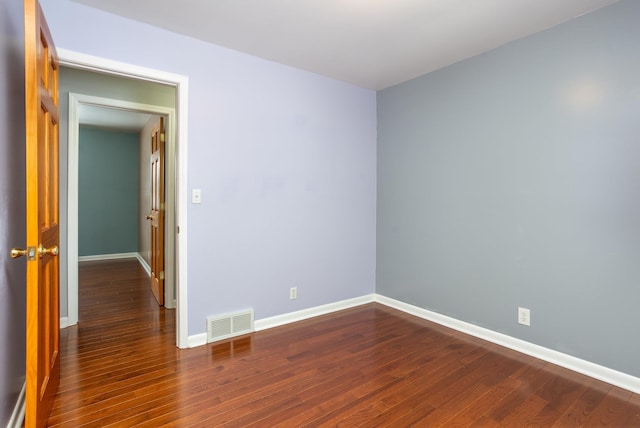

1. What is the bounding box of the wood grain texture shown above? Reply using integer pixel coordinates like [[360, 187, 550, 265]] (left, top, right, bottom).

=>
[[24, 0, 60, 425], [49, 259, 640, 427]]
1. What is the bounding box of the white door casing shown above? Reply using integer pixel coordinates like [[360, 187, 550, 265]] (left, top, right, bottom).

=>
[[60, 49, 189, 348]]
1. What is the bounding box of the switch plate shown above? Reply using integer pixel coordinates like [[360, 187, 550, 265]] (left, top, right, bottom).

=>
[[518, 307, 530, 326], [192, 189, 201, 204], [290, 287, 297, 300]]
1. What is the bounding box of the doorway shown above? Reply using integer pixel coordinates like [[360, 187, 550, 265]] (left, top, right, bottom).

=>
[[59, 50, 189, 348], [74, 101, 171, 298]]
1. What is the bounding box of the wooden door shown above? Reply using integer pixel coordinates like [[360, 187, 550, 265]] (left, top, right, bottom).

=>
[[24, 0, 60, 426], [148, 118, 165, 305]]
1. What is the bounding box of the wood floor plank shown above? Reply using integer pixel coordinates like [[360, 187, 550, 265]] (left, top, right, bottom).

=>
[[580, 386, 640, 427], [551, 379, 609, 427], [48, 259, 640, 427], [442, 377, 522, 426]]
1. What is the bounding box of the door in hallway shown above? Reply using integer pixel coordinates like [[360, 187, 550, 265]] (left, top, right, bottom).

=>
[[148, 117, 165, 305]]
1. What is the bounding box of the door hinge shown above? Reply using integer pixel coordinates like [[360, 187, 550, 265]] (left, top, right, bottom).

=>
[[160, 132, 165, 143], [159, 271, 165, 280], [160, 202, 165, 211]]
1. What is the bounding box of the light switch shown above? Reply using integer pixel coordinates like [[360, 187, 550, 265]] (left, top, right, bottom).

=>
[[192, 189, 202, 204]]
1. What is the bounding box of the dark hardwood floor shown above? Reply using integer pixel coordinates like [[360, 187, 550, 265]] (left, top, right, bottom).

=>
[[49, 259, 640, 427]]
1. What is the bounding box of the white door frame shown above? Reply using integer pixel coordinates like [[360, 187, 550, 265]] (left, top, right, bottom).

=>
[[59, 49, 189, 348], [69, 95, 176, 302]]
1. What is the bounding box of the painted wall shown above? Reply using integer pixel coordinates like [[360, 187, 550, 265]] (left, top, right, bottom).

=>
[[59, 66, 175, 316], [377, 0, 640, 377], [78, 126, 140, 256], [41, 1, 378, 334], [0, 0, 26, 424]]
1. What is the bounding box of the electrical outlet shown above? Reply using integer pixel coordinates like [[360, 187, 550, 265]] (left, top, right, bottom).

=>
[[290, 287, 297, 300], [518, 307, 530, 326]]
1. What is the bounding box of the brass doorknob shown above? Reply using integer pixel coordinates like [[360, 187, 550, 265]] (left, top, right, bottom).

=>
[[11, 248, 28, 258], [11, 247, 37, 260], [38, 245, 58, 258]]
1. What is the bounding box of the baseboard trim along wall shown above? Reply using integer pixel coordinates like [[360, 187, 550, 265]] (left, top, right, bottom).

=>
[[187, 333, 207, 348], [60, 317, 70, 329], [78, 252, 139, 262], [7, 382, 25, 428], [254, 294, 376, 332], [136, 252, 151, 277], [187, 295, 375, 348], [78, 252, 150, 276], [374, 294, 640, 395], [185, 293, 640, 394]]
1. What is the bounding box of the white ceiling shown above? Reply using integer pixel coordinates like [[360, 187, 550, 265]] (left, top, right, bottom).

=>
[[71, 0, 618, 90]]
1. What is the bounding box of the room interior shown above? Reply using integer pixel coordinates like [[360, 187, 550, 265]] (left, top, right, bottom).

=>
[[2, 0, 639, 425]]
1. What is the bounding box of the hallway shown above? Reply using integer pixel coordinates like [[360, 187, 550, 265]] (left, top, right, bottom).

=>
[[50, 259, 177, 426]]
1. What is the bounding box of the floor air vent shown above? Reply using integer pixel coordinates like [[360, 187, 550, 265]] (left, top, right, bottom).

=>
[[207, 310, 254, 343]]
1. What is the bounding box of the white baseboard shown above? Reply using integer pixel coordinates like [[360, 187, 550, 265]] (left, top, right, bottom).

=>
[[184, 292, 640, 395], [187, 295, 375, 348], [375, 294, 640, 395], [136, 253, 151, 277], [60, 316, 70, 329], [78, 252, 139, 262], [254, 294, 376, 331], [7, 382, 25, 428], [187, 333, 207, 348]]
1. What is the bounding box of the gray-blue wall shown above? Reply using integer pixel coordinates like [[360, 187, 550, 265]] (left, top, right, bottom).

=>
[[78, 126, 140, 256], [377, 0, 640, 377], [0, 0, 26, 424]]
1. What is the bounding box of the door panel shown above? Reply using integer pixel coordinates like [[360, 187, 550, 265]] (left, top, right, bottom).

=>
[[149, 118, 165, 305], [24, 0, 60, 426]]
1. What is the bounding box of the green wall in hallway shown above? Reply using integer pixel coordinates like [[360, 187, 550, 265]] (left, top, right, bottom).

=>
[[78, 126, 139, 256]]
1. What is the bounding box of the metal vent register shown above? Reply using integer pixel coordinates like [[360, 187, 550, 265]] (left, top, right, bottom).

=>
[[206, 310, 254, 343]]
